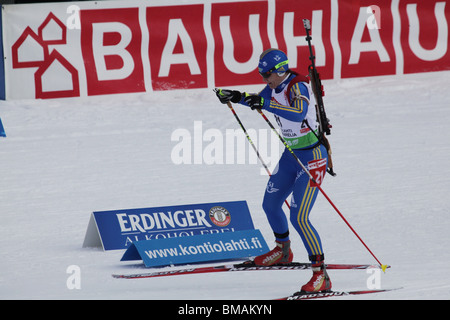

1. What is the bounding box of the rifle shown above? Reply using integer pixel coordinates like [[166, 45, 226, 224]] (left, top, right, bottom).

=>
[[303, 19, 336, 176]]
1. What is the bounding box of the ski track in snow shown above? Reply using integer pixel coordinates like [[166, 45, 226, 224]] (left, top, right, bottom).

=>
[[1, 71, 450, 300]]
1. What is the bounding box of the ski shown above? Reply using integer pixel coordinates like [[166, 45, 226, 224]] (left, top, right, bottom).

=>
[[112, 261, 389, 279], [277, 287, 401, 300]]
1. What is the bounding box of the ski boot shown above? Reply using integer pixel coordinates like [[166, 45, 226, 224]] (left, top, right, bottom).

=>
[[253, 240, 293, 266], [300, 255, 332, 293]]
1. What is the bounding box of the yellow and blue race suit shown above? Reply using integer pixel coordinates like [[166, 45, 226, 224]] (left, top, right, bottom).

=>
[[240, 72, 328, 262]]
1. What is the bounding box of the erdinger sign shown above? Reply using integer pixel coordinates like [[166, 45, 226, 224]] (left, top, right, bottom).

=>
[[82, 200, 255, 251], [2, 0, 450, 99]]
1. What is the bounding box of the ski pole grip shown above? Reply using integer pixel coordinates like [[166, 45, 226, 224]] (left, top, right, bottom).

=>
[[303, 19, 311, 31]]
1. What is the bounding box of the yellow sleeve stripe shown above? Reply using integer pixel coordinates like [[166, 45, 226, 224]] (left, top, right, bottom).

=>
[[268, 99, 303, 113]]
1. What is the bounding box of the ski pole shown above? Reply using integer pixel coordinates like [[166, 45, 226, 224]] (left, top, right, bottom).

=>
[[226, 101, 291, 210], [256, 108, 388, 271]]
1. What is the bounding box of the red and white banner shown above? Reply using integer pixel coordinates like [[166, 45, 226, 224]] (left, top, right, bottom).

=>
[[2, 0, 449, 99]]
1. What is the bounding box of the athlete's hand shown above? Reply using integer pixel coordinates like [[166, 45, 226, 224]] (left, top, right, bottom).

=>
[[214, 88, 242, 104], [244, 94, 265, 110]]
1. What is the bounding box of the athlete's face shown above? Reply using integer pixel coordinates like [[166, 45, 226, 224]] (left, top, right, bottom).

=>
[[263, 72, 288, 89]]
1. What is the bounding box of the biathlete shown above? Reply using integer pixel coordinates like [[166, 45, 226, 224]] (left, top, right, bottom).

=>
[[215, 48, 331, 293]]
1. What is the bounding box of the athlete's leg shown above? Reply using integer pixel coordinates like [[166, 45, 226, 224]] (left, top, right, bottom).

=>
[[289, 145, 332, 292], [262, 149, 297, 242], [254, 150, 298, 266], [289, 145, 327, 260]]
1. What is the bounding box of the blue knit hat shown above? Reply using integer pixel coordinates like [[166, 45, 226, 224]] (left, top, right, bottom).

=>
[[258, 49, 289, 77]]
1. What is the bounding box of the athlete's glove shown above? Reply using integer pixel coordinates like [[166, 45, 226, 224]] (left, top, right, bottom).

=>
[[214, 88, 242, 104], [244, 94, 265, 110]]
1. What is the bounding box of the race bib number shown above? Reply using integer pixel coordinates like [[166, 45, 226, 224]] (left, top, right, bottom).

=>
[[308, 158, 327, 187]]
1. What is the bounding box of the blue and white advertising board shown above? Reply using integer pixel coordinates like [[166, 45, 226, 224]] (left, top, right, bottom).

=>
[[82, 200, 255, 251], [0, 118, 5, 137], [120, 229, 269, 267]]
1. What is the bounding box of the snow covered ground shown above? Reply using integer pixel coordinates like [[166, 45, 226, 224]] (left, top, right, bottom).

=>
[[1, 70, 450, 300]]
